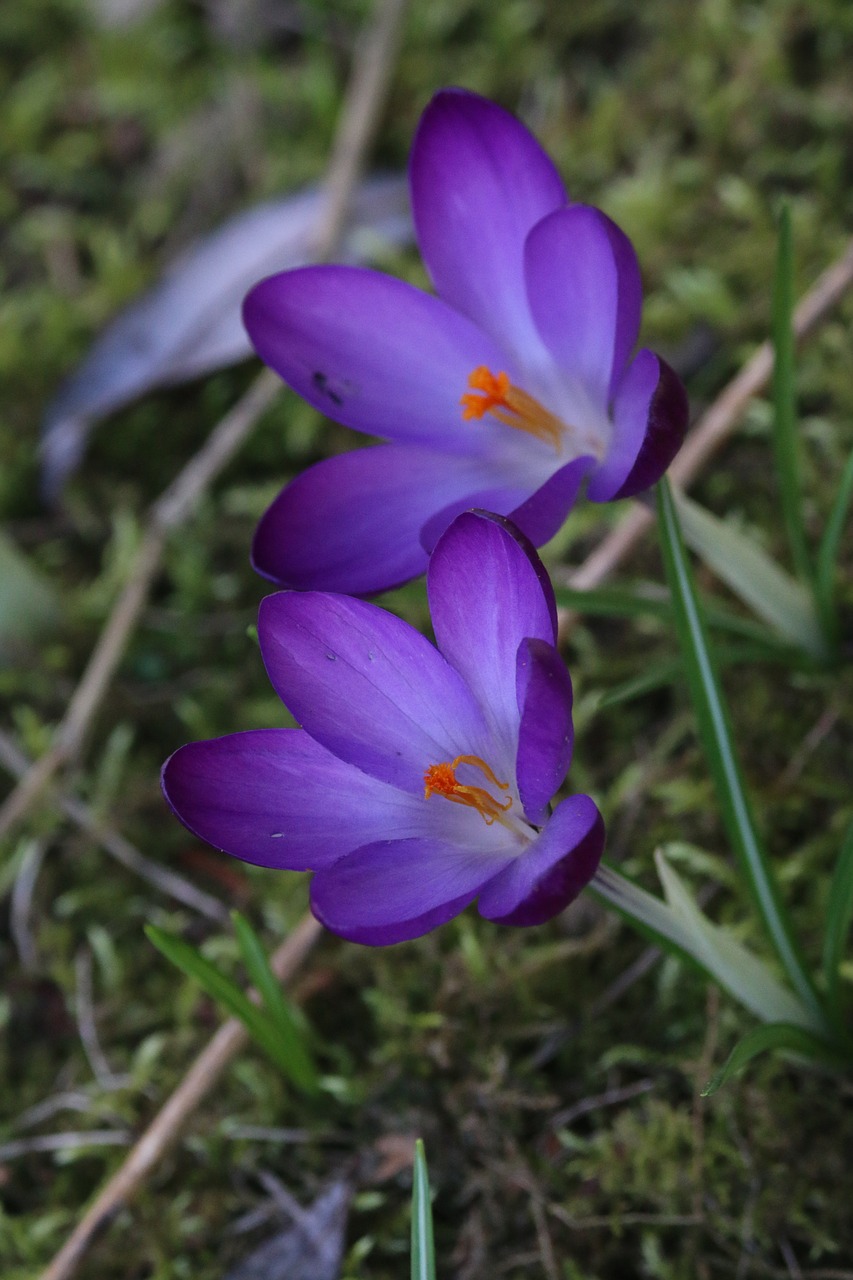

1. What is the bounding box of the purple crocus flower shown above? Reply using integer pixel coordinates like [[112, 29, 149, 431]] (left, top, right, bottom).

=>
[[162, 511, 604, 945], [243, 88, 688, 596]]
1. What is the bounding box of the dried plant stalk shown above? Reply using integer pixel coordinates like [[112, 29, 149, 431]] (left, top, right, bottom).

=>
[[0, 0, 410, 847], [39, 914, 323, 1280], [561, 237, 853, 614], [37, 2, 409, 1277]]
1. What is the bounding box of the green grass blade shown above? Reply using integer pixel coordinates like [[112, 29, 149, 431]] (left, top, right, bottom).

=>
[[702, 1021, 845, 1096], [145, 924, 313, 1088], [771, 203, 813, 585], [411, 1139, 436, 1280], [821, 816, 853, 1023], [598, 637, 809, 710], [555, 580, 806, 652], [0, 531, 61, 663], [656, 479, 825, 1025], [232, 912, 318, 1093], [674, 491, 827, 661], [591, 862, 820, 1031], [596, 660, 682, 709], [553, 583, 672, 621], [815, 447, 853, 645]]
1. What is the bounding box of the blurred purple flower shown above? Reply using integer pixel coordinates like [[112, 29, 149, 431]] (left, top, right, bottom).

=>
[[162, 512, 604, 945], [243, 88, 688, 596]]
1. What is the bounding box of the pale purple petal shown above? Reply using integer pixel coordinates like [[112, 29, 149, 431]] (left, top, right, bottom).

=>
[[427, 512, 557, 770], [310, 837, 513, 944], [587, 350, 688, 502], [416, 449, 594, 557], [524, 205, 642, 403], [478, 794, 605, 926], [252, 445, 521, 595], [258, 592, 490, 794], [161, 730, 472, 870], [507, 455, 594, 545], [411, 88, 567, 359], [418, 483, 536, 556], [515, 638, 574, 826], [243, 265, 511, 451]]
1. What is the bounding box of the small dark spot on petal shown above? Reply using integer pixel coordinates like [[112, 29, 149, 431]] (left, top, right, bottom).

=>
[[312, 371, 344, 407]]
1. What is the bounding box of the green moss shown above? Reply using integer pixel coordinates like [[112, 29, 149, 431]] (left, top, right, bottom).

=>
[[3, 0, 853, 1275]]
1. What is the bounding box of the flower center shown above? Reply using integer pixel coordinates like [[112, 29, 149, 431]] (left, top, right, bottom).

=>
[[460, 366, 565, 452], [423, 753, 513, 826]]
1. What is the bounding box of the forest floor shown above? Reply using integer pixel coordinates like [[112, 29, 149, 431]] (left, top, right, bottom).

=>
[[2, 1, 853, 1276]]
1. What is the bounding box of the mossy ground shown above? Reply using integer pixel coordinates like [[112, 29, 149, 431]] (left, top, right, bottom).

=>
[[2, 1, 853, 1276]]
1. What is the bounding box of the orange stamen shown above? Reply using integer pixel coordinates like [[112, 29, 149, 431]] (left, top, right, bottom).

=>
[[461, 365, 565, 452], [423, 753, 513, 826], [461, 367, 511, 419]]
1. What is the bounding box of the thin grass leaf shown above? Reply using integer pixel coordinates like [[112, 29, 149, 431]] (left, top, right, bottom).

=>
[[597, 638, 806, 711], [596, 660, 681, 709], [655, 852, 816, 1027], [656, 478, 826, 1025], [591, 861, 820, 1032], [555, 581, 807, 653], [232, 912, 318, 1094], [411, 1139, 436, 1280], [821, 816, 853, 1024], [674, 491, 827, 661], [145, 925, 313, 1089], [702, 1021, 845, 1096], [0, 532, 61, 662], [771, 203, 813, 586], [815, 447, 853, 647], [553, 583, 672, 621]]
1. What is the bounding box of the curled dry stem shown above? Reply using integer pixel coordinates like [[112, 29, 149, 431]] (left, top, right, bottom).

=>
[[558, 236, 853, 633]]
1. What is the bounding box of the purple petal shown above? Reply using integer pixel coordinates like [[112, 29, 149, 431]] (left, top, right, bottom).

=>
[[515, 638, 574, 826], [587, 350, 688, 502], [427, 512, 557, 772], [478, 794, 605, 926], [507, 455, 594, 545], [524, 205, 642, 404], [243, 265, 511, 451], [310, 837, 513, 944], [258, 592, 490, 794], [252, 445, 521, 595], [411, 88, 568, 359], [161, 730, 449, 870], [418, 483, 536, 557]]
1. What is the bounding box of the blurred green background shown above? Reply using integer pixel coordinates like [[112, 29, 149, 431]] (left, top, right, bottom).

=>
[[2, 1, 853, 1276]]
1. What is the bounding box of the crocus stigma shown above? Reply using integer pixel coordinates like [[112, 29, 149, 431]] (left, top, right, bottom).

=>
[[243, 88, 689, 595], [162, 511, 605, 945]]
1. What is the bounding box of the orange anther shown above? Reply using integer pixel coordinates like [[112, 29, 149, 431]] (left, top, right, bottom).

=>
[[461, 366, 565, 451], [460, 366, 511, 420], [424, 753, 512, 826]]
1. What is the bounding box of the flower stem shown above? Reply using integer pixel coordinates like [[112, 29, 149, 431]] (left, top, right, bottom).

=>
[[656, 478, 827, 1029]]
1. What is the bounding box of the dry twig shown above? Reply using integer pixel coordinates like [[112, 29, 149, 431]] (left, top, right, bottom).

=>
[[74, 947, 128, 1091], [39, 914, 322, 1280], [559, 236, 853, 620], [29, 41, 853, 1280], [0, 0, 409, 847], [0, 729, 229, 923], [0, 1131, 132, 1162], [10, 837, 47, 971], [0, 367, 280, 842], [38, 2, 407, 1276]]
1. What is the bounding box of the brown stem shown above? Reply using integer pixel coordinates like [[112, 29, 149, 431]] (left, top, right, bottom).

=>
[[36, 2, 409, 1277], [558, 236, 853, 630], [39, 914, 323, 1280], [0, 0, 410, 847]]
